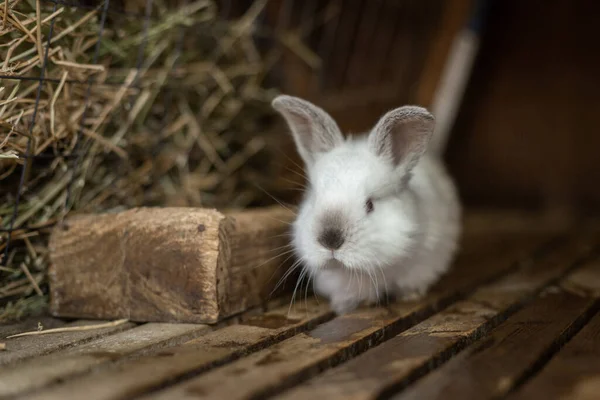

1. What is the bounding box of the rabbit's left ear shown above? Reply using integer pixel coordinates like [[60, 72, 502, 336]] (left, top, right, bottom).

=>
[[272, 95, 344, 168], [368, 106, 435, 175]]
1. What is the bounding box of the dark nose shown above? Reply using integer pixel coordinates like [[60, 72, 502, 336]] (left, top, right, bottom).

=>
[[318, 229, 345, 250]]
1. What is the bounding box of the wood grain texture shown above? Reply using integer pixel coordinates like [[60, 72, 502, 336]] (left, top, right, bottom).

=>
[[0, 316, 66, 341], [391, 286, 600, 399], [48, 206, 294, 324], [0, 322, 209, 398], [18, 228, 549, 400], [264, 0, 456, 191], [273, 234, 597, 400], [5, 215, 593, 400], [415, 0, 472, 107], [135, 234, 553, 400], [510, 313, 600, 400], [20, 300, 333, 400], [508, 262, 600, 400], [0, 319, 136, 366]]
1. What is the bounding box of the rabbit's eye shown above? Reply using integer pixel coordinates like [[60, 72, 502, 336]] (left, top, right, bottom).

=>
[[365, 198, 374, 214]]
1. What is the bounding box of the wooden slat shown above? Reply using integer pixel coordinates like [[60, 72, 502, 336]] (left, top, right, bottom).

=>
[[0, 319, 136, 366], [124, 234, 555, 400], [367, 0, 404, 83], [327, 0, 365, 90], [18, 300, 333, 400], [507, 263, 600, 400], [414, 0, 472, 107], [508, 313, 600, 400], [0, 322, 209, 398], [343, 0, 383, 86], [16, 231, 547, 399], [560, 257, 600, 299], [388, 269, 600, 399], [0, 316, 66, 340], [273, 233, 597, 400]]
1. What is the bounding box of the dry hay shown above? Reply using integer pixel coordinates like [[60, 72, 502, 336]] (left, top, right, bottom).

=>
[[0, 0, 317, 321]]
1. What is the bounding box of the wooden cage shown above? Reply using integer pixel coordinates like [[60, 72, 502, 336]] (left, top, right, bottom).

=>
[[2, 1, 600, 399]]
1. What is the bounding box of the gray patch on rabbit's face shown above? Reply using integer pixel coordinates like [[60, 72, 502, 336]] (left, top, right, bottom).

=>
[[319, 208, 345, 231], [316, 208, 347, 251]]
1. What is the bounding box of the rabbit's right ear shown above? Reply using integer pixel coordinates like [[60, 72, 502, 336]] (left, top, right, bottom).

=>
[[272, 95, 344, 167], [368, 106, 434, 178]]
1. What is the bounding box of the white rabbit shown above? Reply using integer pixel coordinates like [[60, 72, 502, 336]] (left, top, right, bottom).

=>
[[272, 95, 461, 315]]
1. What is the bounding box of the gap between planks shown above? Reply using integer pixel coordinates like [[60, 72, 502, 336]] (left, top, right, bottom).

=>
[[0, 319, 138, 366], [267, 234, 600, 400], [18, 231, 562, 400], [0, 293, 325, 399], [133, 231, 600, 400], [506, 263, 600, 400], [507, 313, 600, 400], [387, 262, 600, 400], [0, 322, 211, 398], [8, 300, 334, 400]]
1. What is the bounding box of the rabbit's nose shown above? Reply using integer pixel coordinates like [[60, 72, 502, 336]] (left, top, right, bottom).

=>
[[318, 229, 345, 250]]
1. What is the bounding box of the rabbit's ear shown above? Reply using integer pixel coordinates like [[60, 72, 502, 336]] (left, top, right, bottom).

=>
[[368, 106, 434, 175], [272, 95, 344, 167]]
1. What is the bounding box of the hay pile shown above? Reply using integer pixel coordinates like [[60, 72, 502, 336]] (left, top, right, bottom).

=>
[[0, 0, 309, 321]]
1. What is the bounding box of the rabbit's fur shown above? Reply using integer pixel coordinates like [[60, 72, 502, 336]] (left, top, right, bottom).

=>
[[272, 95, 461, 314]]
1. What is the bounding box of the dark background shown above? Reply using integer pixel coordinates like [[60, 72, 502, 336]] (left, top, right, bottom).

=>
[[261, 0, 600, 219], [447, 0, 600, 216]]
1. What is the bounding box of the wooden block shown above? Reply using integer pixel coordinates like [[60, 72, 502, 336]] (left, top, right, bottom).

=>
[[48, 206, 295, 324]]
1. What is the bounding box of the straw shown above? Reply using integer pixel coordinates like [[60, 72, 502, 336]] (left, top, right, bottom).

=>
[[0, 0, 319, 321]]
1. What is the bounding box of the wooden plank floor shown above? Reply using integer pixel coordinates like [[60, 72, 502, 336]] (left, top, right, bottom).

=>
[[1, 214, 599, 400]]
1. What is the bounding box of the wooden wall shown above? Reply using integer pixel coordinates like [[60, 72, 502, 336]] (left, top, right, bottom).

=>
[[243, 0, 600, 216], [259, 0, 472, 204], [446, 0, 600, 216]]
